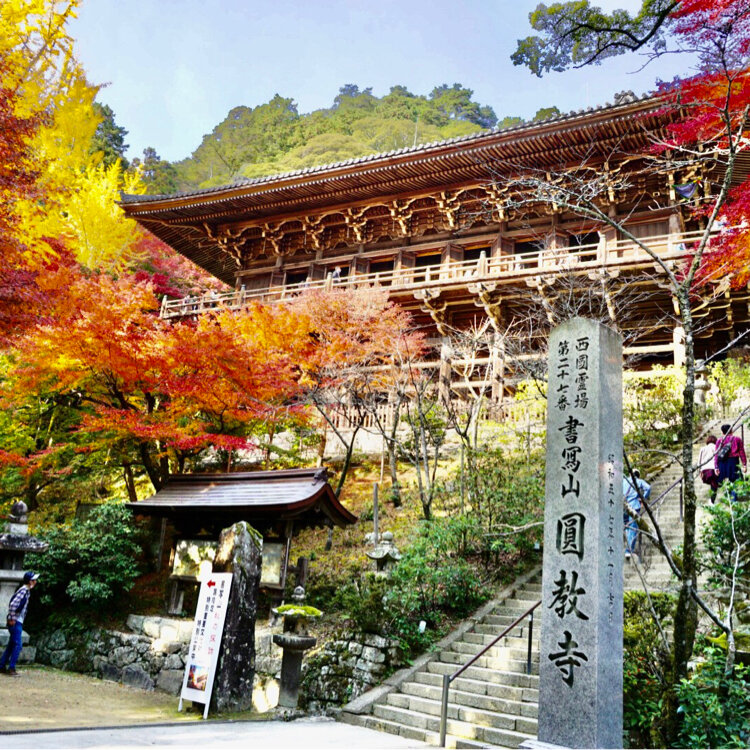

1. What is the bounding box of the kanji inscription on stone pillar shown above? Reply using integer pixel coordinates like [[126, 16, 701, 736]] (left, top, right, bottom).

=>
[[537, 317, 623, 749]]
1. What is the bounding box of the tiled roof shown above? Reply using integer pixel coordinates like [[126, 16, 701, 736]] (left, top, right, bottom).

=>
[[120, 91, 657, 206], [127, 467, 357, 528]]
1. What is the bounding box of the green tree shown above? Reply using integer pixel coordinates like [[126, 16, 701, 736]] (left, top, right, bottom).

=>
[[533, 105, 561, 120], [512, 0, 678, 76], [90, 102, 129, 169], [429, 83, 497, 128], [132, 147, 178, 195], [171, 84, 501, 188]]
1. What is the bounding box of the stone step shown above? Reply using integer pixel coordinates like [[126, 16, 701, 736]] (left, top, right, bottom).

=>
[[447, 640, 541, 665], [439, 649, 539, 673], [482, 614, 535, 630], [474, 623, 529, 639], [341, 712, 429, 744], [427, 659, 539, 688], [397, 680, 539, 718], [500, 596, 541, 609], [385, 692, 538, 735], [479, 724, 537, 748], [463, 632, 538, 648], [414, 670, 539, 704], [373, 703, 535, 747], [487, 604, 540, 617]]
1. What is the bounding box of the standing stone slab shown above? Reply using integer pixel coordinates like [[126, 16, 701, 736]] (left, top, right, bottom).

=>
[[210, 521, 263, 713], [538, 318, 623, 749]]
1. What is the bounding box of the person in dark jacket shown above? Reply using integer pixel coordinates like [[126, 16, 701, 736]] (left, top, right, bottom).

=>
[[1, 571, 39, 676], [715, 424, 747, 483]]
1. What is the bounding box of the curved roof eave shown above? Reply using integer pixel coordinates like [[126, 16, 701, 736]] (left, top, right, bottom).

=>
[[120, 93, 664, 213], [126, 469, 358, 528]]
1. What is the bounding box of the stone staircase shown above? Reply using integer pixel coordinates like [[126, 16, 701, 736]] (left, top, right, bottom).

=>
[[624, 420, 723, 594], [339, 426, 727, 748], [339, 569, 542, 748]]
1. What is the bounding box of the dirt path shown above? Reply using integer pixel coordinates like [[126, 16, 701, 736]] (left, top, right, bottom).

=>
[[0, 666, 196, 732]]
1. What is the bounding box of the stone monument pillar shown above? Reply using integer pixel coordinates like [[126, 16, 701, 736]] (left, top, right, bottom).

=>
[[536, 318, 623, 749], [210, 521, 262, 713]]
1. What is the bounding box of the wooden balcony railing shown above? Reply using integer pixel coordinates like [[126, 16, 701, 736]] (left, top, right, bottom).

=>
[[160, 229, 718, 319]]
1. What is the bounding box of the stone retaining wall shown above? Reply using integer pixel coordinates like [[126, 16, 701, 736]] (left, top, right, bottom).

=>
[[34, 618, 399, 714], [34, 615, 283, 710], [301, 631, 402, 713]]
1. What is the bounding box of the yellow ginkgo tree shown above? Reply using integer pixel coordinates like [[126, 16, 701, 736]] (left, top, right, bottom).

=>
[[3, 0, 145, 271]]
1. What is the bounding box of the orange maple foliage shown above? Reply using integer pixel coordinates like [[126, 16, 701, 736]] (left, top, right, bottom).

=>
[[6, 265, 316, 491], [290, 286, 424, 399]]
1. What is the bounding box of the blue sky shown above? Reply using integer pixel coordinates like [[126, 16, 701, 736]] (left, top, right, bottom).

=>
[[70, 1, 690, 163]]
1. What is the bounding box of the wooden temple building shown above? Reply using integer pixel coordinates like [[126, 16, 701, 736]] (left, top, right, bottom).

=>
[[121, 92, 750, 413]]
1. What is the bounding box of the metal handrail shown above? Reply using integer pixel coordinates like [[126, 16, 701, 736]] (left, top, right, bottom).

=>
[[438, 599, 540, 747]]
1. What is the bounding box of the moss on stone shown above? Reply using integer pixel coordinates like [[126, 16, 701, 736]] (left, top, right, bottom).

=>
[[274, 604, 322, 617]]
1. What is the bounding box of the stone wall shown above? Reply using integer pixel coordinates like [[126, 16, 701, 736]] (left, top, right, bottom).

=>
[[34, 615, 283, 710], [34, 618, 399, 714], [301, 630, 402, 713]]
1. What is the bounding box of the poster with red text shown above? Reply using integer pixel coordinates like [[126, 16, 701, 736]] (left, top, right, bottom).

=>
[[178, 572, 232, 718]]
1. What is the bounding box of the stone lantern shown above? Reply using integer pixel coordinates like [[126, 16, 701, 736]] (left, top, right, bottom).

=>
[[366, 531, 401, 576], [0, 501, 48, 659], [694, 358, 711, 408], [272, 586, 320, 709]]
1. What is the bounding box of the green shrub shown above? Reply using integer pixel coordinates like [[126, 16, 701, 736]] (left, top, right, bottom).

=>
[[331, 574, 390, 635], [461, 446, 544, 561], [324, 519, 489, 655], [26, 502, 143, 616], [623, 368, 697, 476], [623, 591, 673, 748], [676, 647, 750, 749], [707, 357, 750, 417], [701, 488, 750, 591], [390, 518, 486, 622]]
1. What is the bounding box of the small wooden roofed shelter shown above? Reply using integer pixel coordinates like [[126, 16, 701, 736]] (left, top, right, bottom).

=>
[[127, 467, 356, 596]]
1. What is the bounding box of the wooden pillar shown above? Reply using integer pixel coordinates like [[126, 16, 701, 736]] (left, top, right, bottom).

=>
[[438, 338, 452, 404], [673, 325, 686, 368], [490, 335, 505, 416]]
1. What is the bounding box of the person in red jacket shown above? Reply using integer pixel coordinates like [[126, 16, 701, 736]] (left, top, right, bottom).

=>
[[715, 424, 747, 499]]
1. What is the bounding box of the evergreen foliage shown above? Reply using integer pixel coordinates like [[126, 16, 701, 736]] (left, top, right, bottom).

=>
[[165, 84, 523, 192], [90, 103, 129, 170], [26, 502, 143, 613]]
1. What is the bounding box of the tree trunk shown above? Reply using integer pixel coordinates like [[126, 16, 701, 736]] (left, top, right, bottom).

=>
[[387, 403, 402, 507], [139, 443, 163, 491], [334, 424, 361, 498], [123, 463, 138, 503], [665, 297, 699, 744]]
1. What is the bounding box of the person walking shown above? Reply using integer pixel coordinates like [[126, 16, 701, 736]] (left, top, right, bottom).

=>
[[715, 423, 747, 495], [698, 434, 720, 503], [1, 571, 39, 676], [623, 469, 650, 558]]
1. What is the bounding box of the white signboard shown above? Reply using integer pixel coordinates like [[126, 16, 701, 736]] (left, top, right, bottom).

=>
[[178, 572, 232, 719]]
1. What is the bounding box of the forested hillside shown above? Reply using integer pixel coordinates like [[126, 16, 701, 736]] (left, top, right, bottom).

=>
[[129, 84, 559, 195]]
